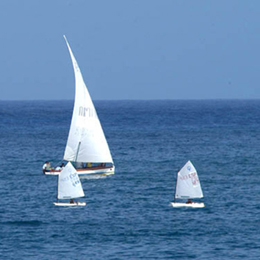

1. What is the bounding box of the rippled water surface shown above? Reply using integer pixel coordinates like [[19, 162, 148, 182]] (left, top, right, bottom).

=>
[[0, 100, 259, 259]]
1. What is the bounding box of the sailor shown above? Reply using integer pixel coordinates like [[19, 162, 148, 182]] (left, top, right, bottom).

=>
[[55, 163, 65, 171], [186, 199, 193, 204], [42, 161, 52, 173], [70, 199, 75, 204]]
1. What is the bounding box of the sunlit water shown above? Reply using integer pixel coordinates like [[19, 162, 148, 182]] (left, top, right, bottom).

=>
[[0, 100, 259, 259]]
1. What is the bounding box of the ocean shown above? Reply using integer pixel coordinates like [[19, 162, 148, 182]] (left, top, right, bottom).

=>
[[0, 100, 259, 259]]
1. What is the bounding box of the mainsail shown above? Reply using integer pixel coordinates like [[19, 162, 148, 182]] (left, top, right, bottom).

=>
[[57, 162, 85, 200], [63, 36, 113, 163], [175, 161, 203, 199]]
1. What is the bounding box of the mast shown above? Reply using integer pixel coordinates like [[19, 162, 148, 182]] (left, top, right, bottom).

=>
[[75, 142, 81, 162], [56, 174, 59, 202], [174, 170, 179, 203]]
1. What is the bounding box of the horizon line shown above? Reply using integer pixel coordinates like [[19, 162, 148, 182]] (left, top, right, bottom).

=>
[[1, 98, 260, 102]]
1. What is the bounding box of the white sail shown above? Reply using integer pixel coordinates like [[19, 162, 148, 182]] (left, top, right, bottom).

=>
[[63, 36, 113, 163], [57, 162, 85, 200], [175, 161, 203, 199]]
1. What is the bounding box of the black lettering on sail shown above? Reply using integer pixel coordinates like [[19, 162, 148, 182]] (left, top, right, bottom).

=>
[[79, 106, 86, 117], [78, 106, 97, 118]]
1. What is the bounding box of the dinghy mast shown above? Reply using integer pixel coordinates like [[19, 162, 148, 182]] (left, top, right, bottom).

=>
[[174, 169, 179, 203], [56, 172, 59, 202]]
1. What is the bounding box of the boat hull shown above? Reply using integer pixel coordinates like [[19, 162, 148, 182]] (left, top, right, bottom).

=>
[[54, 202, 86, 207], [171, 202, 205, 208], [45, 166, 115, 176]]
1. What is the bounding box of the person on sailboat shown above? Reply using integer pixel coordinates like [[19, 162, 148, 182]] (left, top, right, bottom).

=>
[[42, 161, 52, 173], [70, 199, 78, 204], [55, 163, 65, 171], [186, 199, 193, 204]]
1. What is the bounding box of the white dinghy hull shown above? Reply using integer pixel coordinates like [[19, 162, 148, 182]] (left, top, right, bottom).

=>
[[54, 202, 86, 207], [171, 202, 205, 208], [45, 166, 115, 176]]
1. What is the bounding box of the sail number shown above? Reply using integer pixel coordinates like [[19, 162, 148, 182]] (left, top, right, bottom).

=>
[[79, 106, 97, 118], [60, 172, 80, 187], [180, 172, 199, 185]]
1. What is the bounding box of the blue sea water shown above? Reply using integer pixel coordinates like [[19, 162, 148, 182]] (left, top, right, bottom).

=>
[[0, 100, 259, 259]]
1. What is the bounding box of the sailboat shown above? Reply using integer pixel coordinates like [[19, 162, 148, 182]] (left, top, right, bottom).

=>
[[45, 36, 114, 176], [54, 162, 86, 206], [171, 161, 205, 208]]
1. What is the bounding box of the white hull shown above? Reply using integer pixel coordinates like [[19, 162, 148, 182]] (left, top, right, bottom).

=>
[[45, 166, 115, 176], [54, 202, 86, 207], [171, 202, 205, 208]]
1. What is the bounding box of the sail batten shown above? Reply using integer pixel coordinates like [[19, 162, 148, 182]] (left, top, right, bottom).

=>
[[63, 36, 113, 163], [175, 161, 203, 199]]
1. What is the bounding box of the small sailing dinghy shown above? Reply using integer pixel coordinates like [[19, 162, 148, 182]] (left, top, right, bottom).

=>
[[54, 162, 86, 206], [45, 36, 114, 176], [171, 161, 205, 208]]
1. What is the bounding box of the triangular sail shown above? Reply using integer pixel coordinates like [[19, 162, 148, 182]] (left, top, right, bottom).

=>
[[57, 162, 85, 200], [175, 161, 203, 199], [63, 36, 113, 163]]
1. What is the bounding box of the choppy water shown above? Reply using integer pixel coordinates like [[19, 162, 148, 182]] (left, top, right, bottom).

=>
[[0, 100, 259, 259]]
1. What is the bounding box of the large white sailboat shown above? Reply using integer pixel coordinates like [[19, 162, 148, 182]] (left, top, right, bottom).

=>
[[171, 161, 205, 208], [45, 36, 114, 176], [54, 162, 86, 206]]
